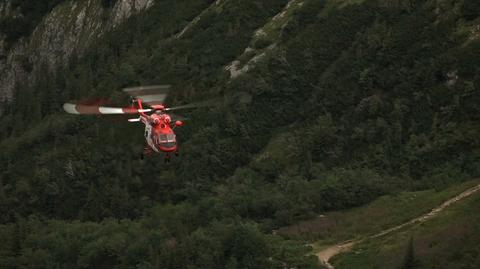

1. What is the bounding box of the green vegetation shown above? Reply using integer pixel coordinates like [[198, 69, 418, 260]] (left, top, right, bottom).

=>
[[0, 0, 479, 267], [0, 212, 322, 269], [101, 0, 118, 9], [402, 236, 418, 269], [0, 1, 67, 45], [278, 179, 479, 244], [331, 189, 480, 268]]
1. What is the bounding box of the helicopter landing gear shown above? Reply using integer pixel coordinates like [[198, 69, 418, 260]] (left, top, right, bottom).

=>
[[141, 147, 153, 160]]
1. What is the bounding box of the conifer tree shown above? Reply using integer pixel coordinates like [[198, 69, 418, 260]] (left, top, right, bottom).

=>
[[403, 236, 417, 269]]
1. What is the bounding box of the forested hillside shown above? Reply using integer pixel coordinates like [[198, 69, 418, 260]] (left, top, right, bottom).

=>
[[0, 0, 479, 268]]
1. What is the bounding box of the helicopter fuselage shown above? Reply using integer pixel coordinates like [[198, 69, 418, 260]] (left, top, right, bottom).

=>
[[141, 113, 178, 153]]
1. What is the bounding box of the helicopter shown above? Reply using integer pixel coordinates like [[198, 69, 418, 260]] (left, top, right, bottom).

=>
[[63, 85, 208, 162]]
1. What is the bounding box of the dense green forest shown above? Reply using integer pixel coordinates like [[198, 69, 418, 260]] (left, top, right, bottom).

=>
[[0, 0, 479, 268]]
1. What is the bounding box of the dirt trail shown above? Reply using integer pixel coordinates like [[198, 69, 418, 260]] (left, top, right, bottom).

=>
[[316, 183, 480, 269]]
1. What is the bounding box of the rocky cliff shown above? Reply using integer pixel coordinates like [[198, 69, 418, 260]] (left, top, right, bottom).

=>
[[0, 0, 154, 103]]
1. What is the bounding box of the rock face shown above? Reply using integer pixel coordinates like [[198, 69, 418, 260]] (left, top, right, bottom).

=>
[[111, 0, 154, 26], [0, 0, 154, 103]]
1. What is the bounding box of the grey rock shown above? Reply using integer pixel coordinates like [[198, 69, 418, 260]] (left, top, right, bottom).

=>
[[0, 0, 154, 103]]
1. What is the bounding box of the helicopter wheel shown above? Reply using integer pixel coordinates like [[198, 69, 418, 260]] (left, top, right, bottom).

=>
[[142, 146, 153, 159]]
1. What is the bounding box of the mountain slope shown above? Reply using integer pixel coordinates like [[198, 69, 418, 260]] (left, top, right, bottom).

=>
[[0, 0, 154, 102], [330, 181, 480, 268], [0, 0, 479, 268], [322, 180, 480, 268]]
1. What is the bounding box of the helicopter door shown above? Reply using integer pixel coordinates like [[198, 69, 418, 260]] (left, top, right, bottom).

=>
[[144, 124, 158, 152]]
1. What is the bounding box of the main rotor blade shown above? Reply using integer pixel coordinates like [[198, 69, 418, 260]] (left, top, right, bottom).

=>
[[63, 103, 151, 115], [122, 85, 171, 94], [170, 113, 188, 122], [123, 85, 171, 105], [166, 99, 217, 111]]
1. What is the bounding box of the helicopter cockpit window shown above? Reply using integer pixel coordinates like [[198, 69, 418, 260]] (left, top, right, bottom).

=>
[[157, 134, 176, 144], [159, 134, 168, 143], [166, 134, 176, 142]]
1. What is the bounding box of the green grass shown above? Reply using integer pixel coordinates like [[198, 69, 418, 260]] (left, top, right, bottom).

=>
[[277, 179, 480, 248], [236, 0, 306, 68], [255, 0, 305, 42], [254, 131, 297, 168], [331, 185, 480, 268], [320, 0, 366, 16]]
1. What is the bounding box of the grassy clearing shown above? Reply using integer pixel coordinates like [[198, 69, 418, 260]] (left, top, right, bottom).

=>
[[277, 179, 480, 247], [235, 0, 305, 68], [331, 186, 480, 268], [320, 0, 366, 16]]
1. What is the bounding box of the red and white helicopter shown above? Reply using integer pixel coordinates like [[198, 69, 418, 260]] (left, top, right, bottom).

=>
[[63, 85, 206, 162]]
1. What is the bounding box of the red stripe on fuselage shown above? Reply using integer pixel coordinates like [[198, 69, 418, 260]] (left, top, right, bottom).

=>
[[76, 105, 100, 114], [122, 107, 138, 114], [158, 145, 177, 153]]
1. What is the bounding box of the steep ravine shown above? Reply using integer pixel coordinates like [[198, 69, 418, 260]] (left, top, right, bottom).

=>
[[0, 0, 154, 103]]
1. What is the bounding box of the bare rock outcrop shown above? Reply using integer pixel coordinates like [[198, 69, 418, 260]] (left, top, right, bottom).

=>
[[0, 0, 154, 102]]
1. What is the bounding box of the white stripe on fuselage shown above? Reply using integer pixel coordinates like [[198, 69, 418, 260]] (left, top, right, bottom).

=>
[[144, 123, 159, 152]]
